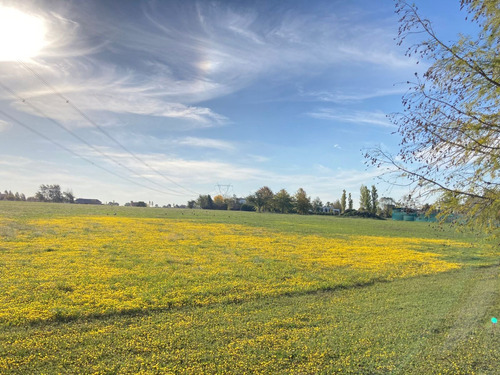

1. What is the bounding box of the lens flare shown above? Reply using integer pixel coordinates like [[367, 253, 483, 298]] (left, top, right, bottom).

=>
[[0, 7, 46, 61]]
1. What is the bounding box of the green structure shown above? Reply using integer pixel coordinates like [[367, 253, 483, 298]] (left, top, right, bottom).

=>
[[392, 208, 437, 222], [392, 208, 405, 221]]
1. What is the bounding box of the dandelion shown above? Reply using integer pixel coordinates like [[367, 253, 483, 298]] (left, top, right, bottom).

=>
[[0, 216, 463, 325]]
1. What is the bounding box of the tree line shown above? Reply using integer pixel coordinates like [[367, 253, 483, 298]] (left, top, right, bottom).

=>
[[0, 190, 27, 201], [0, 185, 75, 203], [2, 183, 396, 218], [191, 185, 396, 218]]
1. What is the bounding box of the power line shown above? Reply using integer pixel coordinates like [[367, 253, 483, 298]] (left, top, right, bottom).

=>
[[0, 81, 186, 196], [215, 183, 233, 197], [0, 109, 183, 197], [17, 60, 200, 196]]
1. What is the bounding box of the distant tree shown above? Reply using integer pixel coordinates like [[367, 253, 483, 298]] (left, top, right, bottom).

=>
[[197, 194, 214, 209], [206, 195, 214, 209], [213, 194, 228, 210], [3, 190, 15, 201], [359, 185, 371, 212], [274, 189, 294, 213], [224, 195, 242, 211], [331, 199, 342, 211], [36, 184, 63, 203], [187, 200, 196, 209], [63, 190, 74, 204], [370, 185, 378, 214], [213, 194, 224, 205], [379, 197, 396, 218], [246, 194, 257, 211], [295, 188, 312, 215], [348, 193, 353, 210], [312, 197, 323, 213], [247, 186, 274, 212], [259, 186, 274, 212], [51, 186, 63, 203], [399, 194, 419, 212], [340, 190, 347, 213], [223, 196, 233, 210]]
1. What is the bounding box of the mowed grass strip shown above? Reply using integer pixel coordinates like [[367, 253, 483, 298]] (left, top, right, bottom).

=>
[[1, 215, 466, 324]]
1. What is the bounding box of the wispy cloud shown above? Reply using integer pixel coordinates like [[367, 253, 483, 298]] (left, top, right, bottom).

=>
[[0, 0, 420, 206], [0, 154, 32, 166], [9, 93, 228, 128], [1, 0, 414, 127], [175, 137, 235, 151], [300, 87, 407, 104], [247, 154, 269, 163], [1, 141, 386, 205], [96, 149, 383, 197], [1, 60, 228, 128], [307, 109, 396, 128]]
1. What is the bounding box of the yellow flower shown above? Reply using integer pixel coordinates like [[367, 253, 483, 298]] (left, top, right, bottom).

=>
[[0, 216, 463, 325]]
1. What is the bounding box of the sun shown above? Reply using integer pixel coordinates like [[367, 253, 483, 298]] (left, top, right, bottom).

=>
[[0, 6, 46, 61]]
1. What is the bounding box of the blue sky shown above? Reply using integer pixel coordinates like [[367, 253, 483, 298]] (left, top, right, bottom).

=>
[[0, 0, 476, 206]]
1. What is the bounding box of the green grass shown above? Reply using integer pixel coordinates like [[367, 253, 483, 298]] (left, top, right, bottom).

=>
[[0, 200, 486, 239], [0, 201, 499, 374]]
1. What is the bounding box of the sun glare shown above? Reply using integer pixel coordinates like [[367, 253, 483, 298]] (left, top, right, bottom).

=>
[[0, 6, 46, 61]]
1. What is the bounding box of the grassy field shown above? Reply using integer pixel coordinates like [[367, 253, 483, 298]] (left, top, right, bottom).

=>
[[0, 201, 499, 374]]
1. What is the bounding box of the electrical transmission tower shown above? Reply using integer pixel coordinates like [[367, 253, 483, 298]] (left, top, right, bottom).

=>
[[215, 183, 233, 198]]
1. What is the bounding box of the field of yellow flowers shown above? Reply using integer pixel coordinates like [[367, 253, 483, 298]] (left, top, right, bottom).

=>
[[0, 202, 498, 374]]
